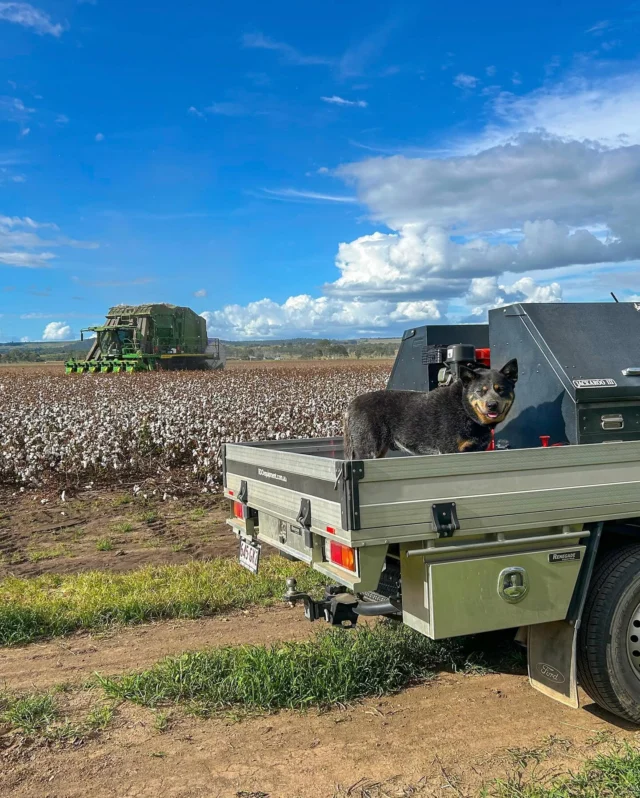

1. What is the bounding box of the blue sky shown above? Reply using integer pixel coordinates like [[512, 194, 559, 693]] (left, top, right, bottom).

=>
[[1, 0, 640, 341]]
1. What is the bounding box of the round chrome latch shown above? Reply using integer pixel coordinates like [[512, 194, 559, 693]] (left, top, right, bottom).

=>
[[498, 567, 529, 604]]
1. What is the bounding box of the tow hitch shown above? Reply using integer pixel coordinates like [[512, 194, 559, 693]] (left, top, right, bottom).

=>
[[283, 578, 403, 626], [283, 578, 359, 627]]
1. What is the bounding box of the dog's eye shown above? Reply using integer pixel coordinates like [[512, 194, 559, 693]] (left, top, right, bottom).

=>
[[480, 386, 488, 394]]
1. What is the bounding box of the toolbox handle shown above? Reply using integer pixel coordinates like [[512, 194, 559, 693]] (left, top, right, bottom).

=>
[[405, 529, 590, 558], [622, 367, 640, 376]]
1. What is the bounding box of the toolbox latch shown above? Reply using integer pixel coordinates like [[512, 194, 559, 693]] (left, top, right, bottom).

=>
[[237, 480, 248, 504], [431, 502, 460, 538]]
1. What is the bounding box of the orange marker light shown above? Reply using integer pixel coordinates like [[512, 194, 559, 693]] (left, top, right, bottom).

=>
[[329, 541, 357, 572]]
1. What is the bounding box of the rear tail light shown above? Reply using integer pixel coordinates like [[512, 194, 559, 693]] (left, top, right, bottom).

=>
[[328, 541, 357, 572], [233, 501, 246, 519]]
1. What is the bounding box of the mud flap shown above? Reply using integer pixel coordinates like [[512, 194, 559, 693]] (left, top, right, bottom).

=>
[[527, 620, 579, 708]]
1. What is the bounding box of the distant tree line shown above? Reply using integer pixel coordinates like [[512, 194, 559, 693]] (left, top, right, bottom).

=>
[[225, 339, 398, 360]]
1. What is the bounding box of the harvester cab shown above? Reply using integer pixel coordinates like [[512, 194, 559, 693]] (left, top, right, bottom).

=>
[[65, 303, 225, 373]]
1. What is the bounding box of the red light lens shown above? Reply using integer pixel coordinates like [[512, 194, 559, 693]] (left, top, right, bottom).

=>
[[329, 541, 356, 572], [233, 501, 245, 519], [326, 526, 336, 534]]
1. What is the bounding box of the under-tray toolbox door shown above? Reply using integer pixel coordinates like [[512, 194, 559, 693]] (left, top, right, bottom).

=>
[[401, 546, 585, 639]]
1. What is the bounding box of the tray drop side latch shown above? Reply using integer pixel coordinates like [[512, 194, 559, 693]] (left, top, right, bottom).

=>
[[431, 502, 460, 538]]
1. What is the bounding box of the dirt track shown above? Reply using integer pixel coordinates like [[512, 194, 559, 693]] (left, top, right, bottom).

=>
[[1, 487, 638, 797], [2, 607, 638, 798]]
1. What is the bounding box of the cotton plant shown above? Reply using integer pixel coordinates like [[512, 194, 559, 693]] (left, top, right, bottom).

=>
[[0, 365, 387, 489]]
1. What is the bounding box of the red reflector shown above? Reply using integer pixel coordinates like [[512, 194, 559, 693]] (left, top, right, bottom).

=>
[[329, 541, 356, 572], [326, 526, 336, 534], [228, 490, 234, 497], [475, 348, 491, 368], [233, 501, 245, 519]]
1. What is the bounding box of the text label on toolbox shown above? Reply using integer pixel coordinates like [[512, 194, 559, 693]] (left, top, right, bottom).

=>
[[572, 378, 617, 388], [549, 551, 581, 563]]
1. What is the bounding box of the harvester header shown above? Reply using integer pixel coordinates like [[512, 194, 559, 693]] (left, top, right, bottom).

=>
[[65, 303, 225, 373]]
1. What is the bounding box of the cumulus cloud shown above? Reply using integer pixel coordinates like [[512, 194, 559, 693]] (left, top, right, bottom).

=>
[[464, 275, 562, 317], [201, 295, 442, 339], [42, 322, 73, 341], [321, 95, 368, 108], [0, 2, 64, 36]]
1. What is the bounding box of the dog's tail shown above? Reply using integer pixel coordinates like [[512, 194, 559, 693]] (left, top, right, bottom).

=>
[[342, 410, 354, 460]]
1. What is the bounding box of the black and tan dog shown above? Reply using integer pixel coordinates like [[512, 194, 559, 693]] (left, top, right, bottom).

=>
[[343, 359, 518, 459]]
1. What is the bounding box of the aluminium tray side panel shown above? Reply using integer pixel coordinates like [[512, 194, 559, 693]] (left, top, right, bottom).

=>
[[356, 440, 640, 533], [225, 438, 640, 542]]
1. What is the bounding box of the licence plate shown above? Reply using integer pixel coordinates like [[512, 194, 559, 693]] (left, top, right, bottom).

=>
[[239, 538, 261, 574]]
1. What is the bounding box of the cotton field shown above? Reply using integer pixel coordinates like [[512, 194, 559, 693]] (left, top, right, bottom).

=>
[[0, 363, 389, 489]]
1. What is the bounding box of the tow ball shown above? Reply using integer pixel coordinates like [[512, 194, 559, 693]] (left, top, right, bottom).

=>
[[283, 577, 359, 627]]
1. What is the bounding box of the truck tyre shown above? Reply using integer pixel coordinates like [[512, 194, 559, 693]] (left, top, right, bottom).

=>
[[577, 543, 640, 723]]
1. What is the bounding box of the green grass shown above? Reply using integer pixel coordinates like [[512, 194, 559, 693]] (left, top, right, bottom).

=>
[[0, 558, 327, 646], [486, 745, 640, 797], [111, 522, 134, 534], [0, 690, 58, 735], [26, 545, 68, 563], [95, 538, 113, 552], [0, 689, 116, 741], [98, 622, 468, 713]]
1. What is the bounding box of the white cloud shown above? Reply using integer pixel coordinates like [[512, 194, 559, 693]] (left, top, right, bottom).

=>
[[586, 20, 610, 34], [95, 132, 104, 142], [56, 113, 69, 124], [472, 70, 640, 151], [321, 95, 368, 108], [242, 32, 332, 67], [188, 106, 204, 118], [201, 295, 443, 339], [465, 275, 562, 317], [261, 188, 357, 203], [454, 73, 479, 89], [0, 2, 64, 36], [193, 288, 207, 297], [486, 65, 496, 77], [20, 335, 29, 342], [42, 322, 73, 341], [0, 251, 54, 266], [0, 215, 97, 268]]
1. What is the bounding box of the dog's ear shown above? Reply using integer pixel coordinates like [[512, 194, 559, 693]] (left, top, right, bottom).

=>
[[458, 365, 477, 386], [500, 358, 518, 383]]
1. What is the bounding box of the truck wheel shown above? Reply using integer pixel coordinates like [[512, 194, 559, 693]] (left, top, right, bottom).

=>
[[577, 544, 640, 723]]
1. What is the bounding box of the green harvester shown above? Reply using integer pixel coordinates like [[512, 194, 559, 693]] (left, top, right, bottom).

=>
[[65, 303, 225, 374]]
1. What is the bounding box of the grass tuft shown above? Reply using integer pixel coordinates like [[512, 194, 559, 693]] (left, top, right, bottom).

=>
[[96, 538, 114, 552], [0, 690, 58, 735], [485, 744, 640, 797], [0, 558, 326, 646], [98, 622, 468, 713]]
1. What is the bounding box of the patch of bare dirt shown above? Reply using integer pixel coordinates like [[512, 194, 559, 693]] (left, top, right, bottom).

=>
[[0, 488, 243, 578]]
